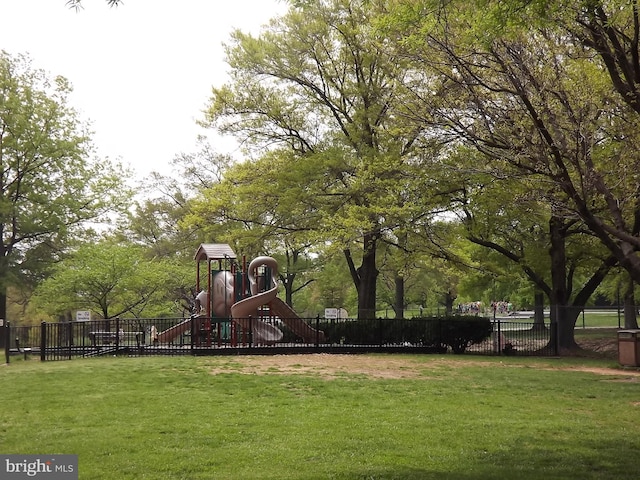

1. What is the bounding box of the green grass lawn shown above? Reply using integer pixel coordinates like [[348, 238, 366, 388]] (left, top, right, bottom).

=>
[[1, 354, 639, 479], [398, 308, 629, 328], [574, 327, 619, 341], [575, 310, 625, 328]]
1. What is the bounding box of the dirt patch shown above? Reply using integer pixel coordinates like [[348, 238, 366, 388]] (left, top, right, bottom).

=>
[[554, 366, 640, 378], [576, 337, 618, 356], [209, 353, 640, 380], [210, 354, 430, 380]]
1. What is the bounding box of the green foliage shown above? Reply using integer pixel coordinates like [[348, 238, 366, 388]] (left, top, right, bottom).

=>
[[319, 315, 492, 353], [379, 0, 633, 346], [31, 241, 192, 319], [34, 0, 640, 332], [199, 0, 446, 319], [430, 315, 494, 353], [122, 137, 231, 257], [0, 51, 132, 320]]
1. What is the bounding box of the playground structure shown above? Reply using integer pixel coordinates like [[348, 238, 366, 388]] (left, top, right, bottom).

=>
[[156, 244, 325, 347], [4, 246, 560, 362]]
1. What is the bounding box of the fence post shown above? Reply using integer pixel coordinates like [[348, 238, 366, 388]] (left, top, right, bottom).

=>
[[315, 315, 320, 348], [67, 321, 73, 360], [40, 322, 47, 362], [4, 321, 9, 364], [190, 315, 195, 353], [115, 317, 120, 354]]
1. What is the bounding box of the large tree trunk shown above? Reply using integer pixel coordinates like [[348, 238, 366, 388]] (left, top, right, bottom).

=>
[[394, 276, 404, 319], [548, 215, 579, 350], [549, 304, 582, 354], [443, 290, 456, 315], [533, 290, 545, 330], [344, 231, 379, 320], [278, 262, 295, 308], [393, 231, 408, 320], [357, 232, 379, 320]]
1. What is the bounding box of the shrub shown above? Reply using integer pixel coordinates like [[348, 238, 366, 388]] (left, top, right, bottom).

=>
[[317, 315, 493, 353], [425, 316, 493, 353]]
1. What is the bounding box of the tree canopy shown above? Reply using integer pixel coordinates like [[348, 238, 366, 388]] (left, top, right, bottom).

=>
[[0, 51, 131, 321], [33, 241, 191, 319], [12, 0, 640, 337], [199, 0, 441, 319], [394, 0, 640, 291]]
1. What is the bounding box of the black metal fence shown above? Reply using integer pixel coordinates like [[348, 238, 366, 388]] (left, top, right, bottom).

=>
[[4, 315, 558, 362]]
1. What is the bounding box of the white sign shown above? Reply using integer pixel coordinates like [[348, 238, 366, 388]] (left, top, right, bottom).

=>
[[0, 319, 4, 327], [324, 308, 338, 319], [76, 311, 91, 322]]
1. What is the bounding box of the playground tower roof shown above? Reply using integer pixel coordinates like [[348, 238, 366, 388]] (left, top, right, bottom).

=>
[[194, 243, 237, 262]]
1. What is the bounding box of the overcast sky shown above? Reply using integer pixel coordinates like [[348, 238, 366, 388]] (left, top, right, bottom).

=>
[[0, 0, 287, 178]]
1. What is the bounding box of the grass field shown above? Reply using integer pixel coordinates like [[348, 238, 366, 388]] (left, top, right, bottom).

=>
[[1, 353, 639, 479], [574, 310, 626, 328], [510, 310, 626, 328], [396, 308, 628, 328]]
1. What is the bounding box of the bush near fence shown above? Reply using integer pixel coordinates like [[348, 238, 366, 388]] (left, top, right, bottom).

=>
[[320, 315, 493, 353]]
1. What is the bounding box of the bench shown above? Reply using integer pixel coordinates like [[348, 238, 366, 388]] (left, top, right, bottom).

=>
[[89, 331, 143, 346], [90, 331, 120, 345], [14, 338, 32, 360]]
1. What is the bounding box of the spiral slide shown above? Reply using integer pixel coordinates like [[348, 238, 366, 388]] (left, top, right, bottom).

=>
[[156, 255, 323, 346], [230, 256, 284, 344]]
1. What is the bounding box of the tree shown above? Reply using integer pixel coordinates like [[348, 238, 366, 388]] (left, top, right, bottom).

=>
[[595, 268, 640, 329], [116, 137, 228, 258], [376, 219, 470, 318], [0, 51, 131, 324], [295, 250, 357, 317], [408, 0, 640, 291], [33, 241, 191, 319], [187, 149, 323, 310], [384, 6, 627, 349], [202, 0, 433, 319], [548, 1, 640, 286], [459, 171, 617, 348]]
